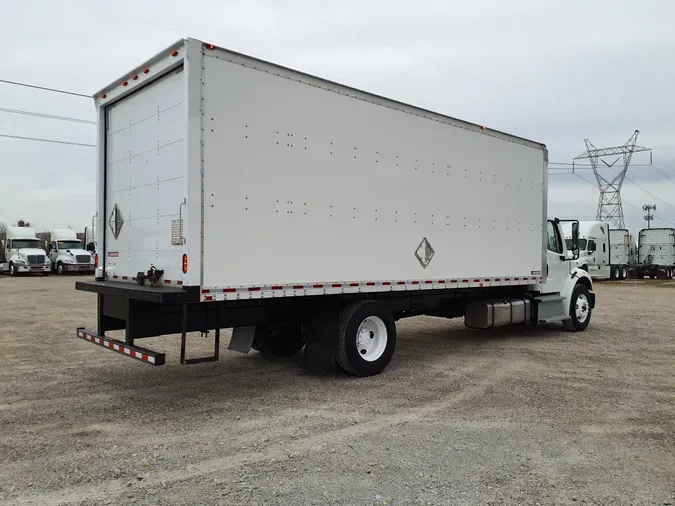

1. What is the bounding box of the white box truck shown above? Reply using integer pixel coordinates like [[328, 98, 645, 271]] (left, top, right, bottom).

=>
[[563, 221, 637, 280], [636, 228, 675, 279], [74, 38, 596, 376], [48, 229, 95, 274], [0, 227, 51, 276]]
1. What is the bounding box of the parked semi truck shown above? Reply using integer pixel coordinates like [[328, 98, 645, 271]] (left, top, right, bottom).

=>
[[0, 227, 50, 276], [563, 221, 637, 280], [48, 229, 95, 274], [74, 38, 596, 376], [636, 228, 675, 279]]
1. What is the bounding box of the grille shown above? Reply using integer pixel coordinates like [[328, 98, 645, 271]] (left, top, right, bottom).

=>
[[27, 255, 45, 265], [76, 255, 90, 263]]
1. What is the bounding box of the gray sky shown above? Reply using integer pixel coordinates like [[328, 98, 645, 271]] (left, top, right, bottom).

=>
[[1, 0, 675, 233]]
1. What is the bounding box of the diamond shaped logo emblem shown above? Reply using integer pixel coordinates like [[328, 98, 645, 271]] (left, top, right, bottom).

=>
[[415, 237, 435, 268], [109, 203, 124, 239]]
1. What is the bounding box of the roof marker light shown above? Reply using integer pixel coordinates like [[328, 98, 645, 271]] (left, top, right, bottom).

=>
[[122, 81, 128, 86], [101, 94, 106, 99], [132, 75, 138, 80], [143, 68, 149, 74], [207, 44, 216, 50], [171, 51, 178, 57]]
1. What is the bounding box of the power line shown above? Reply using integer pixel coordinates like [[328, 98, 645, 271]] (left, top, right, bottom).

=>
[[0, 107, 95, 125], [0, 79, 90, 99], [0, 133, 95, 148], [654, 215, 675, 226], [650, 164, 675, 186]]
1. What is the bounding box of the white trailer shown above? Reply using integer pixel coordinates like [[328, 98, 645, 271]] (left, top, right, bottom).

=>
[[563, 221, 636, 280], [75, 38, 595, 376], [48, 229, 95, 274], [636, 228, 675, 279], [0, 227, 51, 276]]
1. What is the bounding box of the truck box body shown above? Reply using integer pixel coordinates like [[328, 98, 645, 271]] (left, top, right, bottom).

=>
[[638, 228, 675, 267], [96, 38, 547, 298], [76, 38, 596, 375]]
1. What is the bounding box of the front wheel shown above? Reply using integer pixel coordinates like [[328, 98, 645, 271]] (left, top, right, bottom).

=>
[[337, 300, 397, 377], [56, 262, 66, 275], [563, 283, 592, 332]]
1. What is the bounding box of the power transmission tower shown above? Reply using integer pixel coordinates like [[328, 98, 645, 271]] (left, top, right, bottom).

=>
[[643, 204, 655, 229], [573, 130, 651, 229]]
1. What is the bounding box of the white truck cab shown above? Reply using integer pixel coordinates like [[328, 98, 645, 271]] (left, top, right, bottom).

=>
[[0, 227, 51, 276], [48, 229, 95, 274]]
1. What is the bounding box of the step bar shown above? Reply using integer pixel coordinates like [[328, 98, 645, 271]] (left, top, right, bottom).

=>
[[76, 328, 166, 366]]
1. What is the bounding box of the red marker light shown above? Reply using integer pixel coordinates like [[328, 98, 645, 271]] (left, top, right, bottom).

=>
[[132, 75, 138, 80], [101, 94, 106, 99], [207, 44, 216, 50], [171, 51, 178, 57], [182, 254, 188, 273], [94, 254, 99, 268], [143, 68, 149, 74], [122, 81, 128, 86]]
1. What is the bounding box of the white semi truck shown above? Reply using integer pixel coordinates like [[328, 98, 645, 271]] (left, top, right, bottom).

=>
[[636, 228, 675, 279], [48, 229, 95, 274], [0, 227, 51, 276], [74, 38, 596, 376], [563, 221, 637, 280]]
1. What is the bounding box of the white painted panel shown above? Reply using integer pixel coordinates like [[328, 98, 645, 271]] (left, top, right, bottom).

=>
[[638, 228, 675, 266], [104, 66, 187, 281], [201, 54, 545, 288]]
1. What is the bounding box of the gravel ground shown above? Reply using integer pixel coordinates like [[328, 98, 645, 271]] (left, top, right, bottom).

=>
[[0, 276, 674, 506]]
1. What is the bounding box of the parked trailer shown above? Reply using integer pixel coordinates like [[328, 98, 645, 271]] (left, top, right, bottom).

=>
[[74, 38, 595, 376], [636, 228, 675, 279], [0, 227, 50, 276], [563, 221, 636, 280], [48, 229, 95, 274]]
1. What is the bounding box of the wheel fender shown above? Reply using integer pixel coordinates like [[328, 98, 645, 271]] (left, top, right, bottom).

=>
[[563, 268, 595, 311]]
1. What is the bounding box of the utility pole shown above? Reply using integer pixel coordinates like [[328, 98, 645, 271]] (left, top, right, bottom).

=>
[[643, 204, 655, 229], [573, 131, 652, 229]]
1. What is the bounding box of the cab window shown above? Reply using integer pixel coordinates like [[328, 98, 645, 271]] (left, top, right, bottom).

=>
[[547, 222, 563, 253], [588, 240, 597, 252]]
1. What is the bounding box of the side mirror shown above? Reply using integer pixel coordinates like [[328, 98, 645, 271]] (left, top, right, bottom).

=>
[[570, 221, 580, 260]]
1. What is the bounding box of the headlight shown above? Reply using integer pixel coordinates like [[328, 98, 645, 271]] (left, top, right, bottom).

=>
[[90, 256, 95, 264], [64, 257, 75, 263], [15, 258, 27, 265], [45, 258, 51, 264]]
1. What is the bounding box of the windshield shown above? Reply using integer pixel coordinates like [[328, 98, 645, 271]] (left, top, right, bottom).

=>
[[57, 240, 83, 250], [11, 239, 40, 249]]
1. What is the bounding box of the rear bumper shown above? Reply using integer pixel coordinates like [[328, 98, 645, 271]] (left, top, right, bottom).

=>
[[76, 328, 165, 365], [75, 280, 199, 303]]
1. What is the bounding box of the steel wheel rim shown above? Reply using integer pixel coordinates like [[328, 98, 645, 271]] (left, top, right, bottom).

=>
[[576, 294, 590, 323], [356, 316, 387, 362]]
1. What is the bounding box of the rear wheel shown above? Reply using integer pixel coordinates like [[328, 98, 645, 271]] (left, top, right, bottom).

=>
[[252, 322, 305, 357], [563, 283, 592, 332], [613, 266, 621, 279], [620, 266, 628, 280], [337, 300, 396, 377]]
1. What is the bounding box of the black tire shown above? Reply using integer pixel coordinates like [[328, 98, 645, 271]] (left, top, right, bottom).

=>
[[56, 262, 65, 275], [563, 283, 592, 332], [337, 300, 396, 377], [252, 322, 305, 357], [9, 262, 18, 277], [621, 266, 628, 280]]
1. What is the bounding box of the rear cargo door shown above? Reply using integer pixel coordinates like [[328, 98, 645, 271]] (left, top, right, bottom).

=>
[[104, 67, 186, 283]]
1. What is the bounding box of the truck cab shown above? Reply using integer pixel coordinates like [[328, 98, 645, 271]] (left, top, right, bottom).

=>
[[0, 227, 51, 276], [48, 229, 95, 275]]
